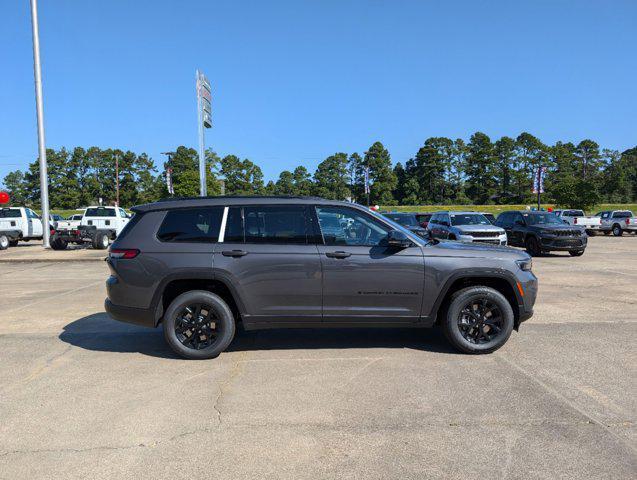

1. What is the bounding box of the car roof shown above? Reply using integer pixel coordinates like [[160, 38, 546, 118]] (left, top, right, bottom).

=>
[[434, 211, 484, 215], [132, 196, 359, 213]]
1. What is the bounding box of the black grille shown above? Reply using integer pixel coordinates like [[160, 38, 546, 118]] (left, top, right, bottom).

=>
[[468, 231, 500, 238], [473, 239, 500, 244], [551, 229, 581, 237], [554, 239, 583, 247]]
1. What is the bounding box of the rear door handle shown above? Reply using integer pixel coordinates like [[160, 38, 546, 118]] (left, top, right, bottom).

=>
[[325, 251, 351, 259], [222, 250, 248, 257]]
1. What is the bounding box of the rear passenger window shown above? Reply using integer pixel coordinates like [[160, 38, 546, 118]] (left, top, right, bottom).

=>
[[222, 205, 309, 244], [244, 205, 308, 244], [157, 207, 223, 243]]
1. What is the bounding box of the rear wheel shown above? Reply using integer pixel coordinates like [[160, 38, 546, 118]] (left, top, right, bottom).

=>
[[163, 290, 236, 360], [569, 250, 584, 257], [0, 234, 9, 250], [442, 286, 514, 354], [9, 239, 18, 247], [50, 237, 68, 250], [612, 224, 623, 236], [93, 232, 109, 249], [525, 236, 541, 256]]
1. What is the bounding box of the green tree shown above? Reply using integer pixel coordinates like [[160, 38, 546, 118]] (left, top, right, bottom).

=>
[[465, 132, 496, 204], [313, 153, 350, 200], [493, 136, 516, 203], [1, 170, 29, 206], [292, 166, 313, 196], [219, 155, 264, 195], [364, 142, 396, 204]]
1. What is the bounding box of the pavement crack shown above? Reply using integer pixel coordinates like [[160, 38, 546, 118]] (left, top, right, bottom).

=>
[[213, 350, 249, 425]]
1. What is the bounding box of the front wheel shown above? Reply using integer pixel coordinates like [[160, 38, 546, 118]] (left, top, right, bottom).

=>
[[525, 236, 542, 256], [0, 234, 9, 250], [612, 225, 623, 236], [163, 290, 236, 360], [569, 250, 584, 257], [442, 286, 514, 354]]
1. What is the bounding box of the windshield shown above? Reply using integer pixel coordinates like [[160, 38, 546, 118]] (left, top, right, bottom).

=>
[[384, 214, 419, 227], [0, 209, 21, 218], [564, 210, 584, 217], [450, 214, 490, 226], [523, 212, 563, 225]]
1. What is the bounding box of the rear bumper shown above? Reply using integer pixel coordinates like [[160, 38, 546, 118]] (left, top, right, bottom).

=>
[[0, 230, 21, 241], [105, 299, 157, 328]]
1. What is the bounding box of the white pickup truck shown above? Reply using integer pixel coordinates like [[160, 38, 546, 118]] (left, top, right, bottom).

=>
[[0, 207, 44, 249], [597, 210, 637, 236], [553, 209, 601, 235], [51, 206, 131, 250]]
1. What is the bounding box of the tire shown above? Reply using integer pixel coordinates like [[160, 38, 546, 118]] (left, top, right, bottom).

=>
[[50, 237, 68, 250], [163, 290, 236, 360], [612, 224, 623, 236], [93, 232, 109, 250], [525, 236, 541, 257], [9, 239, 18, 247], [569, 250, 584, 257], [442, 286, 514, 354], [448, 234, 456, 241], [0, 235, 9, 250], [586, 230, 596, 237]]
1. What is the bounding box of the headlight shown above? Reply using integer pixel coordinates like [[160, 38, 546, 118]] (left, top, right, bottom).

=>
[[516, 259, 532, 271]]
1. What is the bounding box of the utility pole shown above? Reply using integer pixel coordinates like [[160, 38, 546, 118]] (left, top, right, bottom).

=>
[[29, 0, 50, 247]]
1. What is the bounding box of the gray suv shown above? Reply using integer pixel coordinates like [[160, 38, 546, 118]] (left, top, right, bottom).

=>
[[427, 211, 507, 245], [105, 197, 537, 359]]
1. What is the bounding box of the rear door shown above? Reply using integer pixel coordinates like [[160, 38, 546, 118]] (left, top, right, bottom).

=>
[[315, 205, 425, 323], [213, 204, 322, 323]]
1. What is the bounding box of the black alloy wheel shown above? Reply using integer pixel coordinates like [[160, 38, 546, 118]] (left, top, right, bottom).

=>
[[457, 298, 504, 345], [569, 250, 584, 257], [174, 303, 221, 350], [163, 290, 236, 359], [442, 286, 514, 354]]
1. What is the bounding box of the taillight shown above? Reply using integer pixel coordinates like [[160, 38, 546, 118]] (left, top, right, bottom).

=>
[[50, 228, 55, 235], [109, 248, 140, 259], [573, 218, 578, 224], [626, 218, 631, 225]]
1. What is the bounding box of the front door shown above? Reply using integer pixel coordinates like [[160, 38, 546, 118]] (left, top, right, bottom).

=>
[[213, 204, 322, 324], [315, 205, 425, 323]]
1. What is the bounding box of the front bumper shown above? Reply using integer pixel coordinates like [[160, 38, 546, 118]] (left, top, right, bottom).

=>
[[516, 272, 538, 326], [539, 235, 587, 251], [457, 233, 508, 246]]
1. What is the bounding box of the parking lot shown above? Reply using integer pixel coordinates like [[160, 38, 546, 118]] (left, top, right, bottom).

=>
[[0, 236, 635, 479]]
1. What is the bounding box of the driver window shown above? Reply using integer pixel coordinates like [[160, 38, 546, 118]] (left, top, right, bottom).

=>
[[316, 206, 390, 246]]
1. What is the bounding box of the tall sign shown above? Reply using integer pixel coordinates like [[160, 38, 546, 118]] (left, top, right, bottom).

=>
[[196, 70, 212, 196]]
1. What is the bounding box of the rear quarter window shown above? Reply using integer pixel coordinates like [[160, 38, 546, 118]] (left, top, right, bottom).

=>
[[85, 207, 116, 217], [157, 207, 224, 243]]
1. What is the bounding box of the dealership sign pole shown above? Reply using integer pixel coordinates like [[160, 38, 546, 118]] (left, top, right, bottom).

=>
[[29, 0, 51, 247], [196, 70, 213, 196]]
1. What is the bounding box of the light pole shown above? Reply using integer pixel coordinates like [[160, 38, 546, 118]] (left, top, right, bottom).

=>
[[29, 0, 50, 247]]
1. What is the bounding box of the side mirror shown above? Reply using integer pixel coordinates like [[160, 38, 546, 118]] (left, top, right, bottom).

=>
[[386, 230, 412, 248]]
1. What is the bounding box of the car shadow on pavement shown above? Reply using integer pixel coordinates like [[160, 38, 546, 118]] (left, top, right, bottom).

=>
[[59, 313, 457, 358]]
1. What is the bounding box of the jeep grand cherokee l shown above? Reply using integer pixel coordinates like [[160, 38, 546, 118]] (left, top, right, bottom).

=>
[[105, 196, 537, 359]]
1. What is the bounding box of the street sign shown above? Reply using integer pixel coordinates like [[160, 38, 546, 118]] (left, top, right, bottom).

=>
[[197, 71, 212, 128]]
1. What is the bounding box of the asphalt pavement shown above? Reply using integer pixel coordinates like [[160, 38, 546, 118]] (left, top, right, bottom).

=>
[[0, 236, 635, 479]]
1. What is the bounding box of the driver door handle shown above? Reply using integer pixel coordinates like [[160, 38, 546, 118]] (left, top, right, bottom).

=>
[[222, 250, 248, 257], [325, 251, 351, 259]]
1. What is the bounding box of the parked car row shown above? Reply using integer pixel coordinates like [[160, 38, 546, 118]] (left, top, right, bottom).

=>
[[0, 206, 131, 251], [381, 208, 636, 258]]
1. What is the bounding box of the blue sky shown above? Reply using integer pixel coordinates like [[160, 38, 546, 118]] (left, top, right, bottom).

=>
[[1, 0, 636, 185]]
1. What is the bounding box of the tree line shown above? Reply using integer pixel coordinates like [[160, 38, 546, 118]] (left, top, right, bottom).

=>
[[2, 132, 636, 210]]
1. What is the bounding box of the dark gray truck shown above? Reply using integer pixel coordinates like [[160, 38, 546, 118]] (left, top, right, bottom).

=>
[[105, 197, 537, 359]]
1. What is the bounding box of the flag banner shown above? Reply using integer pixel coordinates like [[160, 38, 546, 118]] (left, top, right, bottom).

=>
[[166, 167, 174, 195], [532, 166, 547, 194]]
